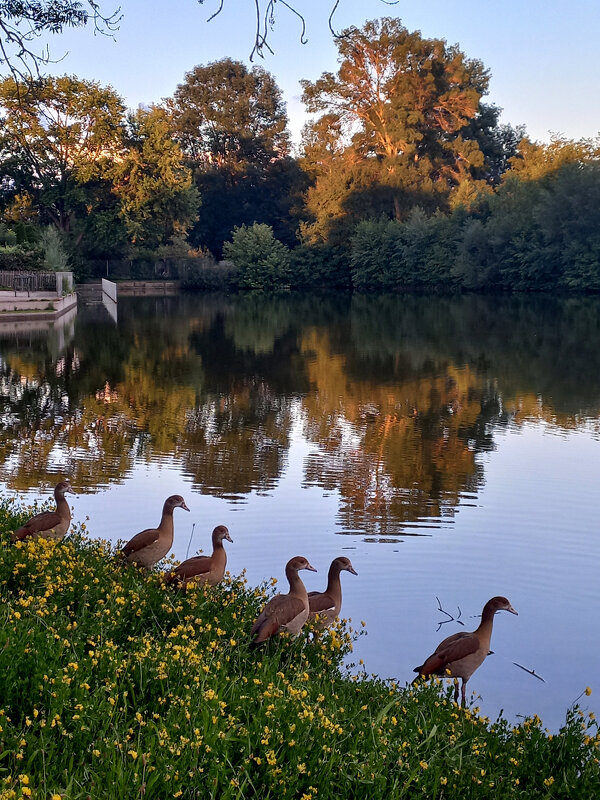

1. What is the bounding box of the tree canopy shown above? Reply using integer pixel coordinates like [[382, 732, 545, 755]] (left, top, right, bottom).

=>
[[0, 12, 598, 295], [171, 58, 290, 168], [0, 74, 125, 231], [111, 106, 199, 248], [300, 17, 496, 241], [170, 58, 303, 257]]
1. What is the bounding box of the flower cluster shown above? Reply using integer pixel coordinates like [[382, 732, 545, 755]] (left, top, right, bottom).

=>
[[0, 499, 598, 799]]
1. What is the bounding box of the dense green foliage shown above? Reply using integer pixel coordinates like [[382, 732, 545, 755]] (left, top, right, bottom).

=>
[[40, 227, 69, 272], [170, 58, 305, 258], [348, 162, 600, 292], [0, 498, 598, 798], [0, 18, 598, 291], [223, 223, 291, 290]]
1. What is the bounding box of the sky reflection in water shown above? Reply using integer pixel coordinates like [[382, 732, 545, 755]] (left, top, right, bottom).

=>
[[0, 292, 599, 730]]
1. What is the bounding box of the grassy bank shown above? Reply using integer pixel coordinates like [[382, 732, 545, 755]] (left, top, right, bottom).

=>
[[0, 497, 598, 799]]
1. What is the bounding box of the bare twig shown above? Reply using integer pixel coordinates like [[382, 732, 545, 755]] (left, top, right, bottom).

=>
[[513, 662, 546, 682], [185, 522, 196, 560], [435, 596, 465, 631], [198, 0, 395, 60], [0, 2, 122, 82]]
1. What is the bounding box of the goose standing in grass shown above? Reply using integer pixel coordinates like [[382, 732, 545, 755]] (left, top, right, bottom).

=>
[[166, 524, 233, 586], [250, 556, 316, 646], [11, 480, 75, 542], [414, 595, 518, 704], [120, 495, 189, 568], [308, 556, 357, 627]]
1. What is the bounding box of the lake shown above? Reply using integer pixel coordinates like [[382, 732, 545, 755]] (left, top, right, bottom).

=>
[[1, 291, 599, 730]]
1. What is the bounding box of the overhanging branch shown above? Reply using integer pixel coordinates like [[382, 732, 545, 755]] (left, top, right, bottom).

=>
[[0, 1, 122, 82], [198, 0, 398, 61]]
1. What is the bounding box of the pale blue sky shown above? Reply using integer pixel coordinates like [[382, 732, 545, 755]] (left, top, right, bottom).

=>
[[45, 0, 600, 146]]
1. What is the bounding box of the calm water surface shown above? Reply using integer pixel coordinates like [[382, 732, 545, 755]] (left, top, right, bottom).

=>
[[1, 292, 599, 730]]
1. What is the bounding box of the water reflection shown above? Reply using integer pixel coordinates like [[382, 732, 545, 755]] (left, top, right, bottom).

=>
[[1, 293, 600, 535]]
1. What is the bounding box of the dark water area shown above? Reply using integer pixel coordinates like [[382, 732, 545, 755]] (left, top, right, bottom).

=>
[[1, 292, 599, 729]]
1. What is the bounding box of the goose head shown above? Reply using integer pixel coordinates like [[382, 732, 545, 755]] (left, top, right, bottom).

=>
[[286, 556, 317, 574], [164, 495, 190, 513], [213, 524, 233, 544], [332, 556, 358, 576]]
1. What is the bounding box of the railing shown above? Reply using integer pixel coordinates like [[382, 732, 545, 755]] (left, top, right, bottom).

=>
[[0, 270, 73, 295]]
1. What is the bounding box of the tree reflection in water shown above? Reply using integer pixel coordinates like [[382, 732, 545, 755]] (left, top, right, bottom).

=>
[[1, 293, 600, 536]]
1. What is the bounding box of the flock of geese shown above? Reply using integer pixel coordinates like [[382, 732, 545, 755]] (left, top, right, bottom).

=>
[[9, 480, 518, 704]]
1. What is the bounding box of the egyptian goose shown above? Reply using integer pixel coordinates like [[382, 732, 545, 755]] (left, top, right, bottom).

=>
[[11, 480, 75, 542], [250, 556, 317, 646], [120, 495, 189, 568], [166, 525, 233, 586], [308, 556, 357, 626], [413, 596, 518, 704]]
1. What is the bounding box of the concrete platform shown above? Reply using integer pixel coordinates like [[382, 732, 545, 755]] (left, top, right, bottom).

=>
[[0, 291, 78, 321]]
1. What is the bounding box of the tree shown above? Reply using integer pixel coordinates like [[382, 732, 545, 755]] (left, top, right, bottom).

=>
[[300, 18, 494, 241], [0, 1, 120, 80], [171, 58, 289, 168], [111, 106, 199, 248], [170, 58, 302, 257], [0, 74, 126, 234]]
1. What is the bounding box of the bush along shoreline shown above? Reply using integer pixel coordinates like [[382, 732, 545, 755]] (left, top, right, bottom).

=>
[[0, 497, 598, 799]]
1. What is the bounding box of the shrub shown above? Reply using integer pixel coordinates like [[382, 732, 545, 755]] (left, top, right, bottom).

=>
[[0, 244, 44, 270], [41, 226, 70, 272], [0, 222, 16, 246], [289, 242, 352, 289], [223, 223, 291, 291], [180, 258, 240, 291]]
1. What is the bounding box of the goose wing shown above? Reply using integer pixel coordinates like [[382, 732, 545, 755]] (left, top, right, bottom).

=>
[[174, 555, 211, 580], [416, 631, 479, 675], [13, 511, 63, 540], [121, 528, 159, 556], [251, 594, 305, 639], [308, 591, 336, 614]]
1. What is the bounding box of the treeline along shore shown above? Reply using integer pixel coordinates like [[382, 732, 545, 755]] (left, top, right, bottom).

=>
[[1, 18, 599, 293], [0, 496, 599, 799]]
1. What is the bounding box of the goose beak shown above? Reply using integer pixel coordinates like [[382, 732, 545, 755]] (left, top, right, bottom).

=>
[[225, 532, 233, 543], [305, 562, 317, 572], [181, 501, 190, 512], [348, 566, 358, 576], [507, 604, 518, 615]]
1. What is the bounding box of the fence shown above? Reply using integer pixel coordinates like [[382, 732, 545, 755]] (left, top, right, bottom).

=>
[[0, 270, 73, 295], [84, 257, 217, 281]]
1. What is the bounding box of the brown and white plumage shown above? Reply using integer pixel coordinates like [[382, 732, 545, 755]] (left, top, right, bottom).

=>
[[166, 525, 233, 586], [11, 480, 75, 542], [121, 495, 189, 568], [414, 596, 518, 704], [250, 556, 317, 645], [308, 556, 357, 627]]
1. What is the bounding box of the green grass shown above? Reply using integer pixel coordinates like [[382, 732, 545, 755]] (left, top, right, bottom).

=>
[[0, 496, 598, 799]]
